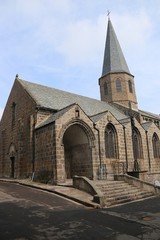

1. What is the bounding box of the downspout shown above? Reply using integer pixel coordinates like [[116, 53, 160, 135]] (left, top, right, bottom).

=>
[[93, 123, 102, 168], [52, 123, 57, 183], [93, 123, 102, 179], [32, 113, 36, 178], [145, 131, 151, 171], [123, 125, 128, 173]]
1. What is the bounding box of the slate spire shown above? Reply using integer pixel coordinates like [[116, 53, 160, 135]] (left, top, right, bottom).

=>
[[102, 18, 130, 76]]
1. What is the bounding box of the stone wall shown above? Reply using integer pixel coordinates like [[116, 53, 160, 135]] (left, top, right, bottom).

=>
[[34, 123, 56, 182], [0, 79, 36, 178]]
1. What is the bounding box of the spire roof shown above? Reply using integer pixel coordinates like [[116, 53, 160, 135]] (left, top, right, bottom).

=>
[[102, 18, 130, 76]]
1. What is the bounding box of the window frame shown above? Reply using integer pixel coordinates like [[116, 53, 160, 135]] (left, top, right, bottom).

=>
[[116, 78, 122, 92], [104, 82, 108, 96], [105, 123, 119, 159], [152, 133, 160, 159], [128, 80, 133, 93]]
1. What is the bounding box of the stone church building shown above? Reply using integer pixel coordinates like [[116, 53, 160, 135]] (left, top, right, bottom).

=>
[[0, 18, 160, 184]]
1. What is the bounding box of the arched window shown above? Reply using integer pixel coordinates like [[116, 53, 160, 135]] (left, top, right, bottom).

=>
[[104, 82, 108, 95], [116, 79, 122, 92], [132, 127, 143, 160], [105, 123, 119, 159], [152, 133, 160, 158], [128, 80, 133, 93]]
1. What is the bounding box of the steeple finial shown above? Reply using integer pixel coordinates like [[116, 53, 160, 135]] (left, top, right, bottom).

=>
[[107, 10, 111, 19], [15, 74, 19, 80]]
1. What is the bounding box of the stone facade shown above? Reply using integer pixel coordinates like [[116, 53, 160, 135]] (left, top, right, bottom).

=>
[[0, 79, 36, 178], [0, 18, 160, 184]]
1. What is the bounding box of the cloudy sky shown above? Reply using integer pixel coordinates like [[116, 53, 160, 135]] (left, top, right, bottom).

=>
[[0, 0, 160, 119]]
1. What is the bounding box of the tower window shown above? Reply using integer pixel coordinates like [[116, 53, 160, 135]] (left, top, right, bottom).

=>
[[104, 82, 108, 95], [128, 80, 133, 93], [116, 79, 122, 92]]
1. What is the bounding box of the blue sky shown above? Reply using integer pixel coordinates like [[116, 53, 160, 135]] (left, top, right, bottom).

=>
[[1, 0, 160, 119]]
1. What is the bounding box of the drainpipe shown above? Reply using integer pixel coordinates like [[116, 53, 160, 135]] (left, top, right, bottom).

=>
[[145, 131, 151, 171], [32, 114, 36, 177], [123, 126, 128, 173], [93, 123, 102, 179]]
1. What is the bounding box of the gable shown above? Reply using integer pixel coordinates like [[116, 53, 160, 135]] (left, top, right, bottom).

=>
[[36, 103, 94, 129], [0, 79, 36, 125]]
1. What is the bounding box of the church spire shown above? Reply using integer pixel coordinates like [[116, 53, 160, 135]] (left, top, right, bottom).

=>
[[99, 17, 138, 111], [102, 18, 130, 77]]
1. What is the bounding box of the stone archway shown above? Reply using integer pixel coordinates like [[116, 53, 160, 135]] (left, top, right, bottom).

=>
[[63, 124, 93, 179]]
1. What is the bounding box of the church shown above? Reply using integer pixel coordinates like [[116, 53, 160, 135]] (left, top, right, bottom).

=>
[[0, 18, 160, 185]]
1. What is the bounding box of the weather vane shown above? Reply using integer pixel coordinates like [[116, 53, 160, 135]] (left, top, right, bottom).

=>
[[107, 10, 111, 19]]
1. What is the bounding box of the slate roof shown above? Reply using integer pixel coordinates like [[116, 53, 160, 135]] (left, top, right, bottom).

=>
[[18, 79, 127, 121], [139, 109, 160, 120], [141, 122, 153, 131], [90, 111, 108, 123], [102, 19, 131, 76], [36, 104, 75, 129]]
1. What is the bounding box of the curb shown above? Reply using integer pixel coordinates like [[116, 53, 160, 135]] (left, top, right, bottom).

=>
[[0, 179, 99, 208]]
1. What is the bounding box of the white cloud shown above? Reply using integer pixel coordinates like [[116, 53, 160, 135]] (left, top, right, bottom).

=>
[[57, 15, 106, 65], [113, 11, 152, 51], [50, 10, 152, 67]]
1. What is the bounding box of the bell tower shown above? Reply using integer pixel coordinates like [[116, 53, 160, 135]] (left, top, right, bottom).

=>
[[99, 18, 138, 111]]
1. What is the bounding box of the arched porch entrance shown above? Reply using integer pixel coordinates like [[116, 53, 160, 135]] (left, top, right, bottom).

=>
[[63, 124, 93, 179]]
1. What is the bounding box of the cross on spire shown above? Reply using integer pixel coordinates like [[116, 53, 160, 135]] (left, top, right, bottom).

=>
[[107, 10, 111, 19]]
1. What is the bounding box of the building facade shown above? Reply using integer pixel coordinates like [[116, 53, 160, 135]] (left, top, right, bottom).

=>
[[0, 18, 160, 184]]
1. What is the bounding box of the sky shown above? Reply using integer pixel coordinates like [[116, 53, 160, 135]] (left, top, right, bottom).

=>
[[0, 0, 160, 120]]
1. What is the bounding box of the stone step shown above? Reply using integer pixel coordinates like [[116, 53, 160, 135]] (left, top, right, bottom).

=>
[[101, 188, 146, 197], [95, 180, 126, 186], [106, 195, 153, 207], [96, 184, 133, 192], [93, 180, 155, 207], [96, 181, 131, 187], [96, 184, 136, 193], [106, 191, 153, 201], [106, 192, 154, 207]]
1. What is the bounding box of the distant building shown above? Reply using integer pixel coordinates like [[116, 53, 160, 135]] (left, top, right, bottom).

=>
[[0, 18, 160, 184]]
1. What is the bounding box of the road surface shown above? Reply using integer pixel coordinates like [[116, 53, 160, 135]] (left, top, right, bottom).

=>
[[0, 181, 160, 240]]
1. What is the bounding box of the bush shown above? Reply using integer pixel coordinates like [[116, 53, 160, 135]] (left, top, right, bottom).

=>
[[32, 169, 53, 184]]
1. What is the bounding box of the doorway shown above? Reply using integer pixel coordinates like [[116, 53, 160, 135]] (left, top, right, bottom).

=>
[[63, 124, 93, 179], [10, 157, 15, 178]]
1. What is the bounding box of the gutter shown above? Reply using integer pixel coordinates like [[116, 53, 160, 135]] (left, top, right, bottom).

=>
[[145, 131, 151, 170], [93, 123, 102, 168]]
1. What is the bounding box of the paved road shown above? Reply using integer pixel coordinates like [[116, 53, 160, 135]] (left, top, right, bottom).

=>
[[0, 181, 160, 240]]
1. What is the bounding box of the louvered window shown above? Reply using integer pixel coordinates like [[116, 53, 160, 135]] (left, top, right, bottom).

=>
[[116, 79, 122, 92], [104, 82, 108, 95], [128, 80, 133, 93]]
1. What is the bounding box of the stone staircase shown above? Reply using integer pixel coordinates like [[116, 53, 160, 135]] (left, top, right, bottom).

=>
[[94, 180, 155, 207]]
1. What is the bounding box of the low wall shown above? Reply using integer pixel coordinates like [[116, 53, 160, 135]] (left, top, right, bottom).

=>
[[73, 175, 105, 207], [115, 174, 160, 195]]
